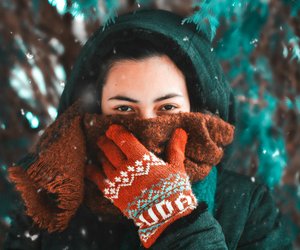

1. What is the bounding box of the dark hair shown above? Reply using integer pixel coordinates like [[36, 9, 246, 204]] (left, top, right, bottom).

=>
[[94, 29, 205, 114]]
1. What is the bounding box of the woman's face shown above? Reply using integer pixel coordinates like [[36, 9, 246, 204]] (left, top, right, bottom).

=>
[[101, 55, 190, 119]]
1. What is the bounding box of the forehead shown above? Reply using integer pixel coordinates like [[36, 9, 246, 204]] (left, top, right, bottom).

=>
[[103, 55, 187, 96]]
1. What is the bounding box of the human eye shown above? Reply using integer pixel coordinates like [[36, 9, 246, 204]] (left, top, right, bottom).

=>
[[114, 105, 134, 112], [160, 104, 178, 111]]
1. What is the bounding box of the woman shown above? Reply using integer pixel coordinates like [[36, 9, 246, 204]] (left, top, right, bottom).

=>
[[4, 9, 292, 249]]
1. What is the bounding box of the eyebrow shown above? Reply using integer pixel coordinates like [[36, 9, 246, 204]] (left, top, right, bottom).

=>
[[108, 93, 183, 103]]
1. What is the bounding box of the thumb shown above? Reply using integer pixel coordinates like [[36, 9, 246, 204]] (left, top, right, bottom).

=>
[[166, 128, 188, 167]]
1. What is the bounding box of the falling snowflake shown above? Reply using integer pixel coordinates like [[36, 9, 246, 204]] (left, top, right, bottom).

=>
[[24, 231, 39, 241], [26, 52, 34, 60], [80, 228, 87, 237]]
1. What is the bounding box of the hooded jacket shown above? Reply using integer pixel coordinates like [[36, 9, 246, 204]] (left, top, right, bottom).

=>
[[4, 9, 292, 250], [57, 9, 235, 124]]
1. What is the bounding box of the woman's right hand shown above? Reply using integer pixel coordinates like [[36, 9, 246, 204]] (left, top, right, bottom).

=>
[[86, 124, 198, 248]]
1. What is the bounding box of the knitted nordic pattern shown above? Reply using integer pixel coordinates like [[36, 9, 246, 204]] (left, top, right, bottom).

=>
[[125, 173, 191, 218], [102, 152, 167, 201], [137, 190, 197, 244], [85, 124, 197, 248], [125, 172, 197, 243]]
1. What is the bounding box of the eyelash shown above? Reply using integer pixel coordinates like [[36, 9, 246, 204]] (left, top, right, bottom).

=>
[[115, 106, 133, 112], [114, 104, 178, 112], [160, 104, 177, 111]]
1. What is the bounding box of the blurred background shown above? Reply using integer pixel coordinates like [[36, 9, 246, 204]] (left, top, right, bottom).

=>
[[0, 0, 299, 248]]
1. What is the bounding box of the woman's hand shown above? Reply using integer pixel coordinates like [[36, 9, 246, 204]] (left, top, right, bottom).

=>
[[85, 124, 198, 248]]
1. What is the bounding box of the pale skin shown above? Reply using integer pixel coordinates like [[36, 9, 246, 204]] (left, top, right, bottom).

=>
[[101, 55, 191, 118]]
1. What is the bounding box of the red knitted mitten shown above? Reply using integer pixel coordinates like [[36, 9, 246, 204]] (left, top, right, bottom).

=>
[[85, 124, 198, 248]]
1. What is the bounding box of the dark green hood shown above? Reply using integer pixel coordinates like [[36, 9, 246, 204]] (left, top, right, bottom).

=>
[[58, 9, 235, 124]]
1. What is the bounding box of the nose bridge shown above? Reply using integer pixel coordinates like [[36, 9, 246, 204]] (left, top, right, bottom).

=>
[[139, 108, 156, 119]]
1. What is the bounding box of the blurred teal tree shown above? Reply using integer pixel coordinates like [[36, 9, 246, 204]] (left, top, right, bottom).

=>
[[0, 0, 299, 247]]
